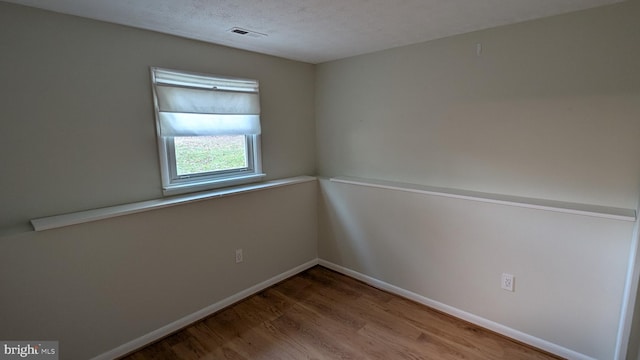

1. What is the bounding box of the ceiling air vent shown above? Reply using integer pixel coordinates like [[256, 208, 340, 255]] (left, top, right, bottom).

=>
[[228, 27, 267, 39]]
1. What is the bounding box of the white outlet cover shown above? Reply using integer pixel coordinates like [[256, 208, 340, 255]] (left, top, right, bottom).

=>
[[501, 273, 514, 292]]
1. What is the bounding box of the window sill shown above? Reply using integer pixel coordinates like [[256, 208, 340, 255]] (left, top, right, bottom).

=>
[[163, 173, 266, 196], [330, 176, 636, 222], [31, 176, 316, 232]]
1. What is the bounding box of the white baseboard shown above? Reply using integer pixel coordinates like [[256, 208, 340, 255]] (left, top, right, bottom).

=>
[[92, 258, 595, 360], [91, 259, 319, 360], [318, 259, 596, 360]]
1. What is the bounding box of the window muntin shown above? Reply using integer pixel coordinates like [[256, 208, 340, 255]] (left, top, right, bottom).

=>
[[151, 67, 264, 195]]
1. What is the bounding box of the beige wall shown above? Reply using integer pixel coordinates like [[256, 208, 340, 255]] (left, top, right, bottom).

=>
[[316, 1, 640, 210], [3, 0, 640, 359], [0, 181, 318, 359], [0, 3, 317, 359], [318, 179, 634, 359], [630, 259, 640, 360], [316, 1, 640, 359], [0, 2, 316, 233]]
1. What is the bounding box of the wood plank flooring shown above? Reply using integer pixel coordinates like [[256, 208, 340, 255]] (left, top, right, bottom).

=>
[[121, 266, 563, 360]]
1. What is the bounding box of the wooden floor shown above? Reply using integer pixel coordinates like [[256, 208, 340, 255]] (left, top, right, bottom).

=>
[[122, 266, 563, 360]]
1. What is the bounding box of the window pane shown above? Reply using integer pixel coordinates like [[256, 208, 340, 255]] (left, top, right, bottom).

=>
[[174, 135, 248, 176]]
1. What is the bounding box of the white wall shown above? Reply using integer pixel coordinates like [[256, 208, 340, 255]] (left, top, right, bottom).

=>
[[0, 182, 318, 359], [316, 1, 640, 359], [0, 3, 317, 359], [3, 1, 640, 359], [627, 229, 640, 360], [316, 1, 640, 209], [0, 2, 316, 233], [319, 179, 633, 359]]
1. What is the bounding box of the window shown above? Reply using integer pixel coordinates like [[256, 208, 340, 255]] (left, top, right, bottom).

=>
[[150, 67, 264, 196]]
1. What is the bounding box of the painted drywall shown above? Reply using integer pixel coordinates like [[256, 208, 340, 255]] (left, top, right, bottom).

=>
[[315, 1, 640, 359], [0, 181, 318, 359], [316, 1, 640, 210], [0, 2, 316, 233], [628, 254, 640, 360], [319, 179, 634, 359], [0, 3, 317, 359], [2, 0, 639, 359]]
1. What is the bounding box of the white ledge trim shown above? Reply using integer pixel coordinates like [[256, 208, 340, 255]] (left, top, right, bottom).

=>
[[31, 176, 317, 231], [330, 176, 636, 222]]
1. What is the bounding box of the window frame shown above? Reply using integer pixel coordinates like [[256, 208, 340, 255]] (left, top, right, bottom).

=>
[[150, 67, 265, 196]]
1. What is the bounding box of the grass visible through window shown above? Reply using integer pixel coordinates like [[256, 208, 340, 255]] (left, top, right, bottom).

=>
[[175, 136, 247, 176]]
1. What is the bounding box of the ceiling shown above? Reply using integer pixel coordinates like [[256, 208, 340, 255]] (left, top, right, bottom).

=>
[[3, 0, 623, 64]]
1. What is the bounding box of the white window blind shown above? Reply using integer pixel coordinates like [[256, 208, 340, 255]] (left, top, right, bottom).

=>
[[151, 68, 261, 137], [149, 67, 265, 196]]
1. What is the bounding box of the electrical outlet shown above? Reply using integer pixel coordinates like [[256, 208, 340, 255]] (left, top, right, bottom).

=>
[[235, 248, 243, 263], [501, 273, 514, 292]]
